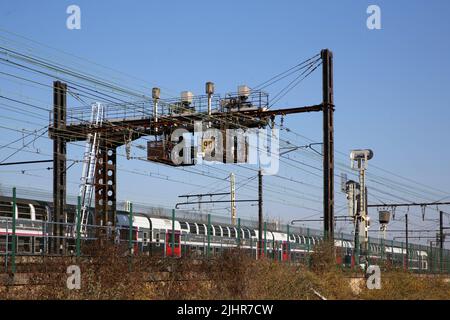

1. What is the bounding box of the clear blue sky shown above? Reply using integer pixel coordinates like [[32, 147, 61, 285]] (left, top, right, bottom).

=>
[[1, 1, 449, 241]]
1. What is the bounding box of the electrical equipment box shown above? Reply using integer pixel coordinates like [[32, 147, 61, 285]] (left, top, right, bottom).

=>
[[238, 85, 251, 99], [181, 91, 194, 104], [147, 137, 195, 166], [378, 211, 391, 225]]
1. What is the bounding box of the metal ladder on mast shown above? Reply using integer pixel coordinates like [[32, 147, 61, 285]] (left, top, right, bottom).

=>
[[77, 102, 104, 236]]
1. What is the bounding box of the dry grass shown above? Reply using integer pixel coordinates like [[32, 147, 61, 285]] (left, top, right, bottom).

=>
[[1, 241, 449, 300], [357, 271, 450, 300]]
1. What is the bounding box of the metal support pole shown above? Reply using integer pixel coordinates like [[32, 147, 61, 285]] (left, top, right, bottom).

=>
[[434, 241, 437, 273], [287, 224, 290, 261], [354, 218, 360, 267], [205, 82, 214, 124], [76, 196, 81, 258], [11, 187, 16, 274], [405, 213, 409, 269], [5, 218, 8, 273], [152, 87, 160, 125], [391, 239, 394, 266], [264, 221, 267, 257], [95, 142, 117, 238], [401, 241, 404, 271], [230, 173, 236, 225], [429, 242, 433, 273], [52, 81, 67, 254], [307, 228, 310, 268], [207, 213, 211, 258], [128, 203, 133, 255], [440, 210, 444, 273], [258, 169, 263, 258], [237, 218, 241, 247], [43, 221, 47, 256], [171, 209, 175, 257], [321, 49, 334, 242]]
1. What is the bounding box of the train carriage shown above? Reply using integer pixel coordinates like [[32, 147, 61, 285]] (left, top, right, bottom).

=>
[[0, 196, 441, 272]]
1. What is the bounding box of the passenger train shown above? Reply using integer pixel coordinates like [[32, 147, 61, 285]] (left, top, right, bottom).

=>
[[0, 196, 430, 271]]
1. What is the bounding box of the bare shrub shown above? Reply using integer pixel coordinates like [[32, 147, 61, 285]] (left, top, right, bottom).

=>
[[1, 243, 449, 300]]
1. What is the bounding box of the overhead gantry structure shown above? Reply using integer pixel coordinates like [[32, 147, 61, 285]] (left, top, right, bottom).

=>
[[48, 49, 334, 252]]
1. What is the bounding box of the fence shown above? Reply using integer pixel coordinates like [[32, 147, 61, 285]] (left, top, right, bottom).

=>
[[1, 187, 449, 275]]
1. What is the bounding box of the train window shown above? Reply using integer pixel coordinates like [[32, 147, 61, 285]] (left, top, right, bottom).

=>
[[167, 232, 181, 246], [198, 224, 206, 235], [289, 234, 295, 241], [213, 225, 221, 236], [17, 204, 31, 219], [189, 223, 197, 234], [245, 229, 251, 239], [239, 228, 245, 239], [230, 228, 236, 238], [223, 227, 229, 237], [179, 221, 189, 230], [250, 229, 256, 237], [143, 232, 148, 245], [155, 232, 160, 242], [0, 201, 12, 217], [34, 237, 44, 253], [17, 236, 32, 253], [0, 236, 11, 252], [34, 205, 46, 221]]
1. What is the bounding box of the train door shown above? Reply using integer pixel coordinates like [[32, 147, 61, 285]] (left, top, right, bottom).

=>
[[335, 247, 343, 265], [133, 229, 139, 254], [165, 230, 181, 257], [272, 241, 279, 261], [120, 226, 139, 254], [281, 241, 289, 261]]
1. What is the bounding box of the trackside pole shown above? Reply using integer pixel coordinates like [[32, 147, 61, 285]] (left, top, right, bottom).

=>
[[11, 187, 16, 274], [128, 202, 133, 271], [341, 232, 344, 267], [171, 209, 175, 257], [401, 242, 404, 271], [264, 221, 267, 257], [207, 214, 211, 258], [128, 203, 133, 253], [76, 196, 81, 258], [237, 218, 241, 247], [287, 224, 290, 261], [307, 228, 310, 268]]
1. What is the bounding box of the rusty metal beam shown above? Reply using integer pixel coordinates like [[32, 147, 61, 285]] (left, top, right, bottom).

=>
[[53, 104, 325, 143], [52, 81, 67, 254], [322, 49, 334, 242], [94, 139, 117, 236]]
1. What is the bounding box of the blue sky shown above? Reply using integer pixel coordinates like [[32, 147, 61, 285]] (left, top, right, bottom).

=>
[[0, 1, 449, 240]]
